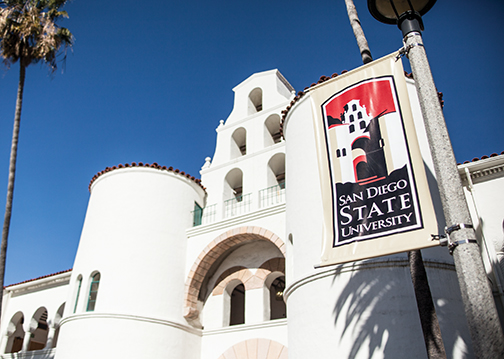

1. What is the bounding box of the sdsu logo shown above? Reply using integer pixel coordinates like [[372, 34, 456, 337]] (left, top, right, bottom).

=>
[[321, 77, 423, 246]]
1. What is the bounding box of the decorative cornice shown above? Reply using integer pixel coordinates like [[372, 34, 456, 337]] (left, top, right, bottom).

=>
[[203, 318, 287, 336], [60, 312, 202, 336], [6, 269, 72, 293], [186, 203, 286, 238], [458, 152, 504, 165], [458, 153, 504, 181]]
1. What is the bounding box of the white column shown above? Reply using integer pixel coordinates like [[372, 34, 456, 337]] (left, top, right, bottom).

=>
[[21, 330, 32, 352], [46, 326, 56, 349], [0, 333, 10, 354], [245, 288, 266, 324]]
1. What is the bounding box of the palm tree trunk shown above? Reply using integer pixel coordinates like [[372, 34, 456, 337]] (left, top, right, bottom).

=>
[[344, 0, 373, 64], [0, 61, 26, 321]]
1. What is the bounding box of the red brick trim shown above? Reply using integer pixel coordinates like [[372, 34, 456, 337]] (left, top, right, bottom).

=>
[[218, 338, 288, 359], [183, 226, 285, 321]]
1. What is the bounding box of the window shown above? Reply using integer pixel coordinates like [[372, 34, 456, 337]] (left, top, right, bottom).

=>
[[73, 275, 82, 313], [225, 168, 243, 201], [28, 307, 48, 351], [231, 127, 247, 158], [87, 272, 101, 312], [193, 202, 203, 226], [269, 276, 286, 320], [259, 154, 286, 208], [267, 153, 285, 188], [5, 312, 24, 353], [224, 168, 250, 217], [360, 121, 366, 129], [265, 114, 282, 146], [248, 87, 263, 115], [230, 283, 245, 325]]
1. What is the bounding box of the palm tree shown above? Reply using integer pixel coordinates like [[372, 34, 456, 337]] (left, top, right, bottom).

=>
[[344, 0, 372, 64], [0, 0, 72, 321]]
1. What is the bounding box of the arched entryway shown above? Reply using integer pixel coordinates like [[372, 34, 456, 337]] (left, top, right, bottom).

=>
[[183, 226, 285, 325], [217, 338, 288, 359]]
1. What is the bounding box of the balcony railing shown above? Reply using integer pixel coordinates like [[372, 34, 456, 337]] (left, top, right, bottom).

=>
[[0, 348, 56, 359], [224, 193, 251, 218], [191, 184, 285, 227], [201, 204, 217, 224], [259, 182, 285, 208], [192, 204, 217, 227]]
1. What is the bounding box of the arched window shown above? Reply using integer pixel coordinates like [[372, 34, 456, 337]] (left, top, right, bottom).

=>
[[87, 272, 101, 312], [224, 168, 249, 217], [5, 312, 24, 353], [51, 303, 65, 348], [229, 283, 245, 326], [248, 87, 263, 115], [27, 307, 48, 351], [264, 114, 282, 146], [225, 168, 243, 201], [261, 153, 285, 208], [267, 153, 285, 189], [73, 275, 82, 313], [269, 276, 286, 320], [231, 127, 247, 158]]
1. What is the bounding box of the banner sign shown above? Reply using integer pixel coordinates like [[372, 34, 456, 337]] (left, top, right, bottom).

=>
[[310, 52, 440, 266]]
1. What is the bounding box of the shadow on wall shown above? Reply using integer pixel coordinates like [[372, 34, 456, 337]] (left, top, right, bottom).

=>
[[331, 256, 472, 359]]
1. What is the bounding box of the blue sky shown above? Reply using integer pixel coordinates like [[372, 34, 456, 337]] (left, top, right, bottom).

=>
[[0, 0, 502, 285]]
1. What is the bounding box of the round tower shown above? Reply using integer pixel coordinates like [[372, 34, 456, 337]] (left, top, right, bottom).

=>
[[283, 83, 473, 358], [55, 164, 205, 359]]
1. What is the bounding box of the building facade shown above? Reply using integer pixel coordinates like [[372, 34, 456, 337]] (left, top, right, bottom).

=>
[[0, 69, 502, 359]]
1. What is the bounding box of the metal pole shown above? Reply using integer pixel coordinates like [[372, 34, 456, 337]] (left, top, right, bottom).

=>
[[404, 30, 504, 358], [343, 4, 445, 357]]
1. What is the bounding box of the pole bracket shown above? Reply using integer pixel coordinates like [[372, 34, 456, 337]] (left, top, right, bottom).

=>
[[396, 32, 424, 61], [432, 223, 477, 254], [396, 41, 424, 61]]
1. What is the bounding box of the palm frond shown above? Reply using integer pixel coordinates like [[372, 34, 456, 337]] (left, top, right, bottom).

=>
[[0, 0, 72, 71]]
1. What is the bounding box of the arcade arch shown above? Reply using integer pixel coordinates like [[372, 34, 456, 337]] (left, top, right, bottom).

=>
[[248, 87, 263, 115], [4, 311, 24, 354], [183, 226, 285, 326]]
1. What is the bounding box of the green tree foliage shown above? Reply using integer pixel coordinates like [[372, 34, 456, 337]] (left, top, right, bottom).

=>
[[0, 0, 73, 322]]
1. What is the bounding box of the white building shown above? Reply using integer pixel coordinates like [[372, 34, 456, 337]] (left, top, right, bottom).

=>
[[0, 69, 502, 359]]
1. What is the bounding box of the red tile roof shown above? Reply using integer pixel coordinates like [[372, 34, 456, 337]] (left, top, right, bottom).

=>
[[88, 162, 205, 192], [5, 268, 72, 288], [459, 152, 504, 165]]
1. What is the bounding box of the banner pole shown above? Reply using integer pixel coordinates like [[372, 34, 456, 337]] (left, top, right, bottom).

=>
[[403, 30, 504, 357], [343, 2, 446, 357]]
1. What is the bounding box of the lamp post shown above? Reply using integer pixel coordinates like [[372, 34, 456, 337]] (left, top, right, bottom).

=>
[[367, 1, 504, 358]]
